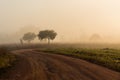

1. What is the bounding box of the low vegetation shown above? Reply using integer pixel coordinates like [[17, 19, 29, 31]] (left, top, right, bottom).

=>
[[37, 48, 120, 72], [1, 43, 120, 72], [0, 47, 16, 70]]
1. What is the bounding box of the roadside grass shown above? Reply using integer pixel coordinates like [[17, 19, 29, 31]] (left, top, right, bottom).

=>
[[0, 47, 16, 75], [35, 48, 120, 72], [1, 43, 120, 72]]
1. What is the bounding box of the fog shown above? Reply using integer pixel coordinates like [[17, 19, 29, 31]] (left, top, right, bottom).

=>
[[0, 0, 120, 44]]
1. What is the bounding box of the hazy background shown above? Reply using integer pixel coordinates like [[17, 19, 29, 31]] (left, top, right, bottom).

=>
[[0, 0, 120, 44]]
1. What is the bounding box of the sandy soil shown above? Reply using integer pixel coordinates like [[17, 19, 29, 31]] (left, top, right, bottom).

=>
[[0, 49, 120, 80]]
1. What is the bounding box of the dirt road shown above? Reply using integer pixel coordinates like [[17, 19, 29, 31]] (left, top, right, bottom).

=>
[[1, 49, 120, 80]]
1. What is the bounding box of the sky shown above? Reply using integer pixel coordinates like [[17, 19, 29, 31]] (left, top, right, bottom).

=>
[[0, 0, 120, 43]]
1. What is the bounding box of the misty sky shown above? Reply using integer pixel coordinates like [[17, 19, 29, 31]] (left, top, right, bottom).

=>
[[0, 0, 120, 43]]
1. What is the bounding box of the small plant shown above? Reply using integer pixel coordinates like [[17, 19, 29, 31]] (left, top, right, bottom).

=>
[[0, 47, 16, 69]]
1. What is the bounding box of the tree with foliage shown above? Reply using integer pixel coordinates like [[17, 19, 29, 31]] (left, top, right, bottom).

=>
[[23, 32, 36, 43], [38, 30, 57, 44], [90, 34, 101, 43]]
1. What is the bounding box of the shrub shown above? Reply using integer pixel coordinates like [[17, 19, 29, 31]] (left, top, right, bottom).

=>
[[0, 47, 16, 69]]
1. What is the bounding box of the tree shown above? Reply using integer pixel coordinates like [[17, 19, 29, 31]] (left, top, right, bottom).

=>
[[20, 38, 23, 45], [90, 34, 102, 43], [38, 30, 57, 44], [23, 32, 36, 43]]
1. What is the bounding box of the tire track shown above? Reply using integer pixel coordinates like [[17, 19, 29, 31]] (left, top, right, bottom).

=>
[[11, 49, 120, 80]]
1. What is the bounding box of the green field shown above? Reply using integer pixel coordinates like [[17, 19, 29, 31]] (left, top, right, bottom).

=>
[[36, 47, 120, 72]]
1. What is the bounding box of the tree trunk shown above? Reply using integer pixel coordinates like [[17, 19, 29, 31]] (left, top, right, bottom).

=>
[[48, 37, 50, 45]]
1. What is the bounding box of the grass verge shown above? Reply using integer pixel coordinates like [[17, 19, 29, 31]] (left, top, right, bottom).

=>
[[0, 47, 16, 76], [35, 48, 120, 72]]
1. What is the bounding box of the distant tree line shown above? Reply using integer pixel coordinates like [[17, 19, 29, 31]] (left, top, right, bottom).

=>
[[21, 30, 57, 44]]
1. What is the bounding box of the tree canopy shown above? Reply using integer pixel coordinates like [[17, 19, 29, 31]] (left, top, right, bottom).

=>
[[38, 30, 57, 44], [23, 32, 36, 43]]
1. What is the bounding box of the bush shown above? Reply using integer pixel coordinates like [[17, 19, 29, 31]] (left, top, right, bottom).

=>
[[0, 47, 16, 69]]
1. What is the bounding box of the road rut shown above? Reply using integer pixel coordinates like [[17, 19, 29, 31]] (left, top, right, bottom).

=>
[[2, 49, 120, 80]]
